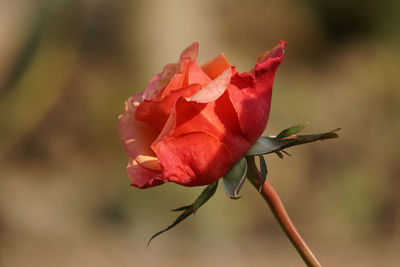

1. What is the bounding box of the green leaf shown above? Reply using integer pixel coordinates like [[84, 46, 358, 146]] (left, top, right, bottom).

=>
[[147, 181, 218, 247], [171, 205, 192, 212], [246, 127, 340, 156], [222, 157, 247, 199], [276, 121, 309, 139], [258, 155, 267, 191]]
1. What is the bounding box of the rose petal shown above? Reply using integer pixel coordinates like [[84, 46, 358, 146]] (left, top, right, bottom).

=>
[[186, 67, 232, 103], [143, 63, 180, 100], [201, 53, 230, 79], [188, 61, 211, 86], [152, 92, 251, 186], [163, 95, 249, 152], [253, 41, 286, 89], [142, 42, 199, 100], [155, 131, 234, 186], [135, 84, 201, 131], [227, 41, 286, 142], [127, 158, 165, 188], [178, 42, 199, 64], [118, 94, 159, 158], [257, 40, 286, 64], [135, 155, 161, 171], [227, 84, 271, 142], [160, 73, 185, 98]]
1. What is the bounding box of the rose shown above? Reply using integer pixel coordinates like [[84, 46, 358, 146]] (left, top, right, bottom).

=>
[[118, 41, 285, 188]]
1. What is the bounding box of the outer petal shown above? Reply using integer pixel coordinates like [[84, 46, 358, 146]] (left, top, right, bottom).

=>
[[155, 132, 234, 186], [118, 94, 159, 158], [228, 41, 286, 142], [127, 158, 165, 188], [227, 84, 271, 142], [201, 53, 230, 79], [253, 41, 286, 92]]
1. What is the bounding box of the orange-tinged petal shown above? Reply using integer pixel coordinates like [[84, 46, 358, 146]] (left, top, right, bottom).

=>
[[160, 73, 185, 98], [187, 61, 211, 86], [201, 53, 230, 79], [142, 42, 199, 101]]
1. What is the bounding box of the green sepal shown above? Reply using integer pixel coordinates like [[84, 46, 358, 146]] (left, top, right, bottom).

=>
[[246, 126, 340, 157], [147, 181, 218, 247], [222, 157, 247, 199], [276, 121, 310, 139], [258, 155, 267, 191]]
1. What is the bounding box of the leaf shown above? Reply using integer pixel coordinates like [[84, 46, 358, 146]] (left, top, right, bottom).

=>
[[276, 121, 309, 139], [171, 205, 192, 212], [258, 155, 267, 191], [246, 128, 340, 156], [222, 157, 247, 199], [147, 181, 218, 247]]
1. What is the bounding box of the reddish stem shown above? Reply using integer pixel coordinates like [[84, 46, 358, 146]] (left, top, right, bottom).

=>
[[246, 157, 322, 267]]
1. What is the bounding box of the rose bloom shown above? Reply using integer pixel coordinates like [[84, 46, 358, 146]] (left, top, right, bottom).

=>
[[118, 41, 285, 188]]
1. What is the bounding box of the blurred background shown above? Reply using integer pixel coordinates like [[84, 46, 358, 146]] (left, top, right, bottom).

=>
[[1, 0, 399, 266]]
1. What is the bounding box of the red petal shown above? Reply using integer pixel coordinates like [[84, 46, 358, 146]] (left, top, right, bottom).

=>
[[227, 84, 272, 142], [201, 53, 230, 79], [228, 41, 286, 142], [257, 40, 286, 64], [153, 92, 252, 186], [118, 94, 159, 158], [164, 94, 250, 154], [253, 41, 286, 92], [155, 132, 233, 186], [188, 61, 211, 86], [127, 158, 165, 188], [135, 84, 201, 131]]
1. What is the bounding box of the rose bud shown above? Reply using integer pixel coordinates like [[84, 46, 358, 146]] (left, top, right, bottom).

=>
[[118, 41, 286, 188]]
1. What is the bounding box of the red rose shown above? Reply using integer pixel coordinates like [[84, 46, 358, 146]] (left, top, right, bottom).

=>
[[118, 41, 286, 188]]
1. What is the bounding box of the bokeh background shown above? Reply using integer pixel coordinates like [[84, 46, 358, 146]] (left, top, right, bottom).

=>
[[1, 0, 400, 266]]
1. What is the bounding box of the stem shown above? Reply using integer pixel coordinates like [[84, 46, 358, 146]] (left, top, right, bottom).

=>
[[246, 157, 322, 267]]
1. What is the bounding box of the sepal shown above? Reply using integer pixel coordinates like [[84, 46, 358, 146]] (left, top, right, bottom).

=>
[[222, 157, 247, 199], [246, 124, 340, 157], [147, 181, 218, 247]]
